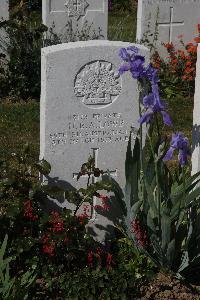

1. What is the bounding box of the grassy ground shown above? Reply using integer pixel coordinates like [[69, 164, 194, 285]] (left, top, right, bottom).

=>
[[0, 7, 193, 163], [108, 8, 137, 42], [0, 101, 40, 160]]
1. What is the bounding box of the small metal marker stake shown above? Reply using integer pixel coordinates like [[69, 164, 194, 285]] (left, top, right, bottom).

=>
[[73, 148, 117, 219], [157, 7, 184, 43]]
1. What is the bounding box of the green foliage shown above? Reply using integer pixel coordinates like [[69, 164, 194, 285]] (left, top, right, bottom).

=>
[[110, 0, 135, 12], [0, 3, 104, 100], [0, 235, 36, 300], [0, 143, 156, 298], [0, 7, 46, 99], [114, 135, 200, 279], [29, 237, 155, 299]]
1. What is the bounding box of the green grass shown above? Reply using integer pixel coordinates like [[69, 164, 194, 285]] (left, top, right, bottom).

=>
[[108, 9, 137, 42], [168, 96, 193, 137], [0, 102, 40, 161]]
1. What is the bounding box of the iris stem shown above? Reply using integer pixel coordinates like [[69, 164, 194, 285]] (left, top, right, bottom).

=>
[[155, 113, 161, 138], [148, 132, 161, 236], [138, 82, 145, 202]]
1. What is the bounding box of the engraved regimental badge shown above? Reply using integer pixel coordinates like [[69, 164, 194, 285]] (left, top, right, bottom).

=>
[[74, 61, 122, 109], [65, 0, 89, 20]]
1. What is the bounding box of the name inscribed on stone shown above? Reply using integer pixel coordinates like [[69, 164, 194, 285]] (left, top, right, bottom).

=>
[[49, 112, 129, 147]]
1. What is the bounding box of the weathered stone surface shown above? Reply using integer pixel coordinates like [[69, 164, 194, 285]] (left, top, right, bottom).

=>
[[192, 44, 200, 175], [137, 0, 200, 57], [40, 40, 149, 241], [42, 0, 108, 42], [0, 0, 9, 54]]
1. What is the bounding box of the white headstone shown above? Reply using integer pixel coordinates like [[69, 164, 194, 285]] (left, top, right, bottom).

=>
[[192, 44, 200, 175], [40, 40, 149, 241], [0, 0, 9, 54], [42, 0, 108, 41], [137, 0, 200, 57]]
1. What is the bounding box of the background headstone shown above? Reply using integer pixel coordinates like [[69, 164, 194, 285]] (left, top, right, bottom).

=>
[[40, 40, 149, 241], [137, 0, 200, 57], [42, 0, 108, 42], [0, 0, 9, 55], [192, 43, 200, 175]]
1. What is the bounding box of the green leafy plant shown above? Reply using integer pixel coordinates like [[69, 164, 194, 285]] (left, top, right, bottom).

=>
[[0, 3, 104, 101], [120, 136, 200, 277], [0, 235, 36, 300], [114, 45, 200, 280], [0, 140, 156, 298]]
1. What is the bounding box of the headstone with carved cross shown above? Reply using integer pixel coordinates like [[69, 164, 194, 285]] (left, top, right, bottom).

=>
[[42, 0, 108, 42], [137, 0, 200, 58], [40, 40, 149, 242], [0, 0, 9, 56]]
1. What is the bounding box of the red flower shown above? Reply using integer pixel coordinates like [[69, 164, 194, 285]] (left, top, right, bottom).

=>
[[131, 219, 148, 249], [186, 43, 197, 54], [185, 61, 192, 67], [94, 194, 111, 212], [164, 42, 174, 51], [49, 211, 64, 232], [77, 214, 88, 225], [96, 247, 103, 265], [83, 204, 90, 217], [87, 251, 93, 267], [106, 253, 113, 271], [40, 233, 50, 244], [178, 34, 184, 39], [43, 243, 55, 257], [194, 37, 200, 43], [23, 200, 39, 221]]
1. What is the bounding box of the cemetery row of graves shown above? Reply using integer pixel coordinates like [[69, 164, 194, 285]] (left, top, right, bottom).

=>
[[0, 0, 200, 299]]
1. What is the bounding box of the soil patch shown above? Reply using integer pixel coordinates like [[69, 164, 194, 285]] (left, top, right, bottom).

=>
[[135, 273, 200, 300]]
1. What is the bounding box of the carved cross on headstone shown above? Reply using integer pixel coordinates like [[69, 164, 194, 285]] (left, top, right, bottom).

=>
[[65, 0, 89, 20], [157, 7, 184, 43], [73, 148, 118, 183]]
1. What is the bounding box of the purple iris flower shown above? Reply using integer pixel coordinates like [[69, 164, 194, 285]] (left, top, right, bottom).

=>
[[163, 133, 191, 166], [144, 64, 159, 85], [119, 46, 139, 62], [139, 87, 173, 127], [118, 47, 145, 79]]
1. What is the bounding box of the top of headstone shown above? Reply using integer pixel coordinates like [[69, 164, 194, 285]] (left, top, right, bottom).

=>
[[137, 0, 200, 58], [42, 39, 149, 54], [42, 0, 108, 41]]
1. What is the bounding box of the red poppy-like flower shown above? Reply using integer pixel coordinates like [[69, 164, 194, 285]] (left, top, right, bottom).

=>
[[178, 34, 184, 39], [94, 194, 111, 212], [40, 233, 50, 244], [49, 211, 64, 232], [106, 253, 113, 271], [185, 61, 192, 67], [42, 243, 55, 257], [77, 214, 88, 225], [164, 42, 174, 51], [96, 247, 103, 265], [87, 251, 93, 267], [186, 43, 197, 54], [194, 37, 200, 43], [131, 219, 148, 249], [184, 67, 194, 74], [23, 200, 39, 221]]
